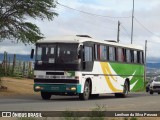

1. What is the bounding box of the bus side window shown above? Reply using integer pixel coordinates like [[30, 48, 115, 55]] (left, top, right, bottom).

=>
[[139, 51, 143, 64], [84, 46, 93, 61], [123, 49, 126, 62], [100, 45, 107, 61], [109, 46, 116, 61], [134, 51, 137, 63], [126, 49, 131, 63], [94, 44, 98, 60], [130, 50, 134, 63], [117, 47, 124, 62], [137, 51, 140, 63]]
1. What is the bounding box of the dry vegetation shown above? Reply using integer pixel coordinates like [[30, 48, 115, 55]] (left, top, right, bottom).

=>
[[0, 77, 39, 96]]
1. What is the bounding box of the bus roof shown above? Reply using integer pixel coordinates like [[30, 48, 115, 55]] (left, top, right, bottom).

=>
[[37, 35, 143, 50]]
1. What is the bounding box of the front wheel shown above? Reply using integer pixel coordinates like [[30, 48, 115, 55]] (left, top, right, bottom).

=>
[[41, 92, 51, 100], [79, 81, 90, 100]]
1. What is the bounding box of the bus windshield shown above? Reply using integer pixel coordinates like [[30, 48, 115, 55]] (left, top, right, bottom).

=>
[[36, 43, 79, 64]]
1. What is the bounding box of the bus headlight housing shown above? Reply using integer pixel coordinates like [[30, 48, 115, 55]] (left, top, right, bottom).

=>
[[71, 87, 76, 91], [35, 86, 44, 90], [66, 87, 76, 91]]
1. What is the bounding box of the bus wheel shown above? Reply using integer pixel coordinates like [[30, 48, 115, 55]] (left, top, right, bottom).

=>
[[79, 81, 90, 100], [150, 91, 153, 95], [41, 92, 51, 100], [90, 94, 99, 99], [123, 81, 129, 97], [115, 81, 128, 98]]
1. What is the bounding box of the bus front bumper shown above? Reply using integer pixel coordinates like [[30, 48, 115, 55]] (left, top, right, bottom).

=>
[[34, 84, 81, 93]]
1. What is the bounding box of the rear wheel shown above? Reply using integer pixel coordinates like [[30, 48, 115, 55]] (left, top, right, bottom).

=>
[[41, 92, 51, 100], [79, 81, 90, 100], [115, 93, 121, 98], [115, 81, 128, 98], [158, 92, 160, 94]]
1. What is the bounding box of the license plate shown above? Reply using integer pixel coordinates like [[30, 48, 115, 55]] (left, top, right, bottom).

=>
[[51, 87, 59, 90]]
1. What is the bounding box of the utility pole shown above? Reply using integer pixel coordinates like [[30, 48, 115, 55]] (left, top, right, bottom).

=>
[[144, 40, 147, 87], [117, 21, 120, 43], [131, 0, 134, 44]]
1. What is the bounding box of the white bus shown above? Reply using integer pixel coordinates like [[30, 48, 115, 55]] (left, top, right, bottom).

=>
[[32, 35, 144, 100]]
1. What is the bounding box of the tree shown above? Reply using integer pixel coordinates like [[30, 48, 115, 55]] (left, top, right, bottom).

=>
[[0, 0, 58, 44]]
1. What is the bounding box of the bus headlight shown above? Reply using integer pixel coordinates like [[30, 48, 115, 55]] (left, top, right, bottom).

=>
[[66, 87, 76, 91], [35, 86, 44, 90], [71, 87, 76, 91]]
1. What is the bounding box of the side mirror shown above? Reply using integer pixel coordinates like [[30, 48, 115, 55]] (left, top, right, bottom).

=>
[[30, 49, 34, 59], [77, 45, 82, 59]]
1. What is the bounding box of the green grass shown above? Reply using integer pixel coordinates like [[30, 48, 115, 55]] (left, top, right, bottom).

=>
[[61, 105, 106, 120], [15, 106, 140, 120]]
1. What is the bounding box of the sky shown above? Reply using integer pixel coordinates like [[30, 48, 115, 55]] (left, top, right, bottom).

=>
[[0, 0, 160, 62]]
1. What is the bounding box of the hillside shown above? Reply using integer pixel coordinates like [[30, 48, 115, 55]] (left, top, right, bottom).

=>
[[147, 63, 160, 69], [0, 53, 34, 62]]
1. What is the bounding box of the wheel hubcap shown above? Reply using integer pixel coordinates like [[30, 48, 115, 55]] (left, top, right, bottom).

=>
[[84, 86, 89, 95]]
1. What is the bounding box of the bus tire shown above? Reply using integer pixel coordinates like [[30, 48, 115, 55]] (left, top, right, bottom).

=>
[[79, 81, 90, 100], [115, 81, 129, 98], [150, 91, 153, 95], [90, 94, 99, 99], [123, 81, 129, 97], [41, 92, 51, 100], [115, 93, 120, 98]]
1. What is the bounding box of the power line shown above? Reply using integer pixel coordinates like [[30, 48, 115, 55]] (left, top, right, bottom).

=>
[[57, 2, 131, 19], [121, 24, 131, 39], [134, 17, 160, 38], [57, 2, 132, 42], [57, 2, 160, 43], [56, 2, 133, 39], [120, 34, 131, 42]]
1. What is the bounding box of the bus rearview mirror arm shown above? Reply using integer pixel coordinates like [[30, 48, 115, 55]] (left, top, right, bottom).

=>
[[31, 49, 34, 59], [78, 44, 83, 58]]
